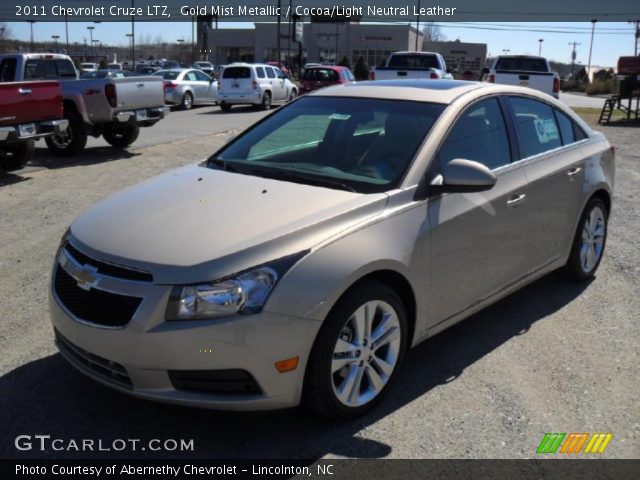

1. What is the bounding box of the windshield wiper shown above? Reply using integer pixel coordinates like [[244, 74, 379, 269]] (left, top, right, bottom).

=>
[[249, 166, 358, 193]]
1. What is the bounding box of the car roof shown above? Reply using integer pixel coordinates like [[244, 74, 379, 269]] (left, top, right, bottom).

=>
[[309, 80, 556, 105]]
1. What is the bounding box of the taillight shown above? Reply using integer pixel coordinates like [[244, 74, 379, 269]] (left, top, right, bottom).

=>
[[488, 74, 495, 83], [369, 71, 375, 80], [164, 82, 177, 91], [553, 77, 560, 93], [252, 80, 258, 90], [430, 71, 438, 79], [105, 84, 117, 108]]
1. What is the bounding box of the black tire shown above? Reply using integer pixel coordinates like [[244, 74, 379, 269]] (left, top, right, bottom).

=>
[[45, 111, 87, 157], [181, 92, 193, 110], [0, 140, 35, 172], [302, 280, 408, 419], [562, 197, 608, 281], [220, 102, 232, 112], [261, 91, 272, 111], [102, 125, 140, 148], [288, 89, 298, 102]]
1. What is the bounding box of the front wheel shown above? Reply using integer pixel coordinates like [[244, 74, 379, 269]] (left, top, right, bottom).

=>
[[45, 111, 87, 157], [288, 89, 297, 102], [302, 280, 408, 419], [0, 140, 35, 172], [102, 125, 140, 148], [562, 197, 608, 280], [220, 102, 232, 112], [181, 92, 193, 110]]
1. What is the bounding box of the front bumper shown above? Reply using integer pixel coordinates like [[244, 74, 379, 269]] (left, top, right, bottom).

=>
[[49, 255, 321, 410], [217, 91, 262, 105], [0, 119, 68, 142]]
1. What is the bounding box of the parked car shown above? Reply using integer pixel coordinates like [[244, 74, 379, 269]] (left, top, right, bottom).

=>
[[0, 53, 169, 156], [50, 80, 614, 418], [192, 61, 215, 77], [79, 62, 98, 73], [136, 66, 160, 75], [217, 63, 297, 111], [371, 51, 453, 80], [299, 66, 355, 95], [107, 63, 123, 71], [161, 60, 180, 70], [152, 69, 218, 110], [0, 80, 67, 171], [483, 55, 560, 99], [616, 55, 640, 97]]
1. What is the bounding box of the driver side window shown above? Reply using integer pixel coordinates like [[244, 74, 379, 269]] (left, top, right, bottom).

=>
[[438, 98, 511, 171]]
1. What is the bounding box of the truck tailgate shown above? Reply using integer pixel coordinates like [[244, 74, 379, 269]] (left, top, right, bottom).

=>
[[111, 76, 165, 110], [374, 68, 435, 80], [494, 72, 554, 93], [0, 81, 62, 126]]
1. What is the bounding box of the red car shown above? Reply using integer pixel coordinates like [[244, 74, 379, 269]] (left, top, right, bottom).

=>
[[299, 66, 355, 95]]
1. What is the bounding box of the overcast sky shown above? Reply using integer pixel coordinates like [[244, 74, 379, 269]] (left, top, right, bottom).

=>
[[4, 21, 637, 67]]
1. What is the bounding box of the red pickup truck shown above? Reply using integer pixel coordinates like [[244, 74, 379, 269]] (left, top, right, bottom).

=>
[[0, 80, 68, 172]]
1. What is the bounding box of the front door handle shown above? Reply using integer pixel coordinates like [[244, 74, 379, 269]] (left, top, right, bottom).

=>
[[567, 166, 582, 177], [18, 88, 32, 95], [506, 193, 526, 207]]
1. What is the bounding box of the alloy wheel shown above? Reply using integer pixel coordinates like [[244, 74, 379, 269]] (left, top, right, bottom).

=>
[[580, 205, 606, 273]]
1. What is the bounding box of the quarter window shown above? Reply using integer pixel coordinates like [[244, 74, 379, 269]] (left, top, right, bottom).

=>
[[438, 98, 511, 171], [509, 97, 562, 158], [554, 109, 576, 145], [265, 67, 275, 79], [255, 67, 265, 78]]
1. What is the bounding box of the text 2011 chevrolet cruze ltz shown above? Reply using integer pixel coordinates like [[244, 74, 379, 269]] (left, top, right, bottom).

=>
[[50, 80, 614, 418]]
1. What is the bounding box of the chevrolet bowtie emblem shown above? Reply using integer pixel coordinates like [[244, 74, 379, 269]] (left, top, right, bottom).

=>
[[74, 264, 99, 291]]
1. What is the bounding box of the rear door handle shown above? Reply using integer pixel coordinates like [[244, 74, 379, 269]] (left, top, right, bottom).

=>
[[18, 88, 32, 95], [567, 166, 582, 177], [506, 193, 526, 207]]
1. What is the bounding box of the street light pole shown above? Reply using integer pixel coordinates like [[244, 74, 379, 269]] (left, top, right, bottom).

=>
[[538, 38, 543, 56], [126, 33, 133, 67], [28, 21, 36, 51], [587, 19, 597, 83], [87, 26, 95, 58], [177, 38, 184, 66], [277, 0, 281, 65], [52, 35, 59, 52], [415, 0, 421, 51]]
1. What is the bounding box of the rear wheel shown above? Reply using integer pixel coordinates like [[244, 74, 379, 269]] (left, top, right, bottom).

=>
[[181, 92, 193, 110], [288, 89, 298, 102], [45, 111, 87, 157], [562, 197, 608, 280], [220, 102, 232, 112], [302, 280, 408, 419], [0, 140, 35, 172], [261, 91, 272, 110], [102, 125, 140, 148]]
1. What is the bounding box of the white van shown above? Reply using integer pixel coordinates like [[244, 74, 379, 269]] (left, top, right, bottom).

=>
[[217, 63, 298, 112]]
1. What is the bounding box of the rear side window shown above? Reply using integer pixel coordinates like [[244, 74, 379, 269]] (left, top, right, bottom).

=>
[[438, 98, 511, 171], [55, 60, 77, 78], [0, 58, 17, 82], [24, 59, 57, 79], [265, 67, 276, 79], [509, 97, 562, 158], [255, 67, 265, 78], [222, 67, 250, 79], [185, 71, 198, 81]]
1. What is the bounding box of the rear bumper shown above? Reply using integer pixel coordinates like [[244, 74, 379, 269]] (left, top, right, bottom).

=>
[[114, 106, 170, 125], [0, 119, 68, 142], [217, 91, 262, 105]]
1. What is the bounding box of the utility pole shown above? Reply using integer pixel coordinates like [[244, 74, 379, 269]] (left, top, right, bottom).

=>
[[277, 0, 281, 65], [568, 41, 581, 75], [635, 20, 639, 56], [587, 19, 597, 83], [287, 0, 292, 69], [415, 0, 421, 51]]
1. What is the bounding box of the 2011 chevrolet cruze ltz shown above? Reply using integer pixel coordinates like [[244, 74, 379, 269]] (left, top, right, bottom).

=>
[[50, 80, 614, 418]]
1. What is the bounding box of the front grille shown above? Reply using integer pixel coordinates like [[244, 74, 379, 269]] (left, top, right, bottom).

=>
[[168, 369, 263, 396], [55, 330, 132, 388], [64, 243, 153, 282], [54, 266, 142, 327]]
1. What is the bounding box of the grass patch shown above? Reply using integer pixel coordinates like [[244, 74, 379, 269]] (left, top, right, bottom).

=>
[[571, 107, 630, 125]]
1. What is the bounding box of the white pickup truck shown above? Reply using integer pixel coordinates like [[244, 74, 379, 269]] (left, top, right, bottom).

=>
[[484, 55, 560, 98], [371, 52, 453, 81]]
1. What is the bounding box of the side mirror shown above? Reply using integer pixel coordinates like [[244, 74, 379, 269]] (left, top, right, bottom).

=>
[[436, 159, 497, 193], [481, 67, 490, 75]]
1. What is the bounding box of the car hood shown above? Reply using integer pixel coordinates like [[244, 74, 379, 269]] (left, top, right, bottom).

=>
[[70, 164, 388, 284]]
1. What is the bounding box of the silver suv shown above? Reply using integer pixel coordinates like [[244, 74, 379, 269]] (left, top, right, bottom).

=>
[[217, 63, 297, 111], [50, 80, 614, 419]]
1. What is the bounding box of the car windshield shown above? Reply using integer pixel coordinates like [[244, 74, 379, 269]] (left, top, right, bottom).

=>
[[153, 70, 180, 80], [211, 97, 445, 193], [388, 54, 438, 69], [495, 57, 548, 72]]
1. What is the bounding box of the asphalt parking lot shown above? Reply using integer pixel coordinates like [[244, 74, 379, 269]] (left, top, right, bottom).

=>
[[0, 104, 638, 459]]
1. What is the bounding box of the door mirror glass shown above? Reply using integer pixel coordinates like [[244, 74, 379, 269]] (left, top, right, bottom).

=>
[[433, 158, 497, 194]]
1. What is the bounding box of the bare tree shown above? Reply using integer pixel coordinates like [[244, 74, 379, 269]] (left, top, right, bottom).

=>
[[422, 22, 446, 42]]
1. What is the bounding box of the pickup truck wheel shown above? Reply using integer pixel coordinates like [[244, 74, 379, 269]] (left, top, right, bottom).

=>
[[45, 112, 87, 157], [0, 140, 35, 172], [103, 125, 140, 148], [261, 91, 272, 110], [220, 102, 232, 112], [181, 92, 193, 110]]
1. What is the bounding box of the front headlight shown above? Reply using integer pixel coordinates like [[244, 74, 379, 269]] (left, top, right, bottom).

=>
[[166, 251, 308, 320]]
